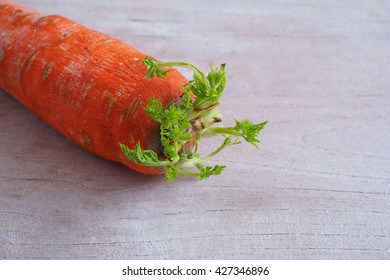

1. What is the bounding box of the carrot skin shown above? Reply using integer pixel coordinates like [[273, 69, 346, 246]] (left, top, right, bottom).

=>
[[0, 0, 188, 175]]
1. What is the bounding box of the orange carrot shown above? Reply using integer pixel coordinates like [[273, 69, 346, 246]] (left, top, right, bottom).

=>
[[0, 0, 267, 181], [0, 0, 187, 175]]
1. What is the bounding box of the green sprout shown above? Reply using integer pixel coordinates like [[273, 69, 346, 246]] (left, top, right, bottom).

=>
[[120, 56, 267, 181]]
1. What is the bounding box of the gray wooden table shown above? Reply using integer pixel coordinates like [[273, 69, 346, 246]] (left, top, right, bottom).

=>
[[1, 0, 389, 259]]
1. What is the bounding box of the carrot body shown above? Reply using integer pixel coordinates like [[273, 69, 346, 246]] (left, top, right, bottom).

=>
[[0, 0, 188, 175]]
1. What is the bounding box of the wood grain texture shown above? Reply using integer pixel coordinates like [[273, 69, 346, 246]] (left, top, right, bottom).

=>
[[0, 0, 389, 259]]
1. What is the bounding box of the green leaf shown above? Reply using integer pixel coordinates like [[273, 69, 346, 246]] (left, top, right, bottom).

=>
[[179, 89, 192, 111], [145, 98, 164, 121], [165, 166, 179, 182], [196, 164, 226, 180], [164, 106, 184, 126], [143, 56, 171, 78], [207, 64, 226, 95], [190, 72, 209, 98], [192, 64, 226, 110], [120, 142, 168, 166], [179, 132, 192, 142], [120, 143, 138, 163], [234, 119, 268, 148]]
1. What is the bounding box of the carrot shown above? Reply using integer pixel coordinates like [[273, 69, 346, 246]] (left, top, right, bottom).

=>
[[0, 0, 267, 181]]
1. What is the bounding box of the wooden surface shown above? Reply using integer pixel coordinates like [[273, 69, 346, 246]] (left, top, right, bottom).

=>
[[0, 0, 389, 259]]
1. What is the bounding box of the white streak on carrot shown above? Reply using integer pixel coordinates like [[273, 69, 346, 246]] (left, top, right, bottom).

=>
[[57, 43, 70, 51], [103, 39, 114, 44], [118, 96, 141, 125], [119, 109, 127, 125], [20, 14, 30, 23], [17, 59, 25, 83], [106, 97, 116, 119], [81, 82, 91, 98], [129, 134, 135, 144], [128, 96, 141, 120], [77, 132, 93, 148], [42, 61, 53, 81], [63, 61, 83, 77], [0, 31, 10, 46], [49, 17, 60, 24], [101, 88, 109, 100], [37, 15, 60, 25], [60, 32, 72, 39], [25, 53, 35, 74], [141, 128, 147, 139]]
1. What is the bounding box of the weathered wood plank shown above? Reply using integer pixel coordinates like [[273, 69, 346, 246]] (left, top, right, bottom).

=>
[[0, 0, 389, 259]]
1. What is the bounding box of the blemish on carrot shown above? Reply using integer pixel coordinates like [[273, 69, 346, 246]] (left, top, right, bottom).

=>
[[85, 137, 93, 148], [20, 14, 30, 23], [101, 88, 109, 100], [57, 43, 70, 51], [60, 32, 72, 40], [82, 82, 91, 98], [7, 13, 17, 22], [42, 61, 53, 81], [77, 133, 93, 148], [17, 60, 25, 83], [106, 98, 116, 119], [0, 48, 3, 64], [36, 15, 49, 23], [25, 53, 36, 73], [119, 97, 141, 125], [129, 134, 135, 144], [103, 38, 114, 44], [35, 15, 60, 26], [128, 96, 141, 120], [49, 17, 60, 24], [119, 109, 127, 125], [141, 128, 147, 139]]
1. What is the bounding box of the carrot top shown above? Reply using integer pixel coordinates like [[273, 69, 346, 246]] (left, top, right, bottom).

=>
[[120, 57, 267, 181]]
